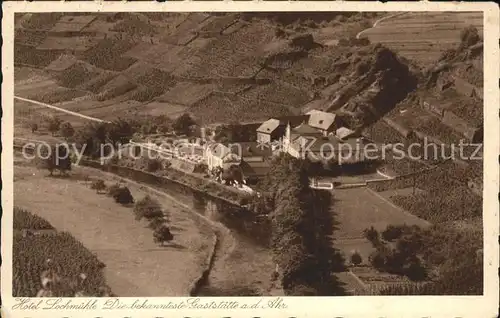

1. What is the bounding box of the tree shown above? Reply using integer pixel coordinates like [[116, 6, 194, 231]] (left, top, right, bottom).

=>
[[46, 116, 62, 136], [363, 226, 380, 245], [148, 216, 167, 230], [134, 195, 164, 221], [153, 225, 173, 246], [460, 25, 480, 48], [381, 225, 404, 242], [90, 179, 106, 193], [172, 113, 196, 136], [112, 186, 134, 205], [59, 122, 75, 139], [29, 121, 38, 133], [350, 251, 362, 266], [39, 144, 72, 176], [146, 158, 162, 172]]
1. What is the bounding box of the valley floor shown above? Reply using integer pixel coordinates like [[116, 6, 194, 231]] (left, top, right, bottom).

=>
[[14, 163, 215, 296]]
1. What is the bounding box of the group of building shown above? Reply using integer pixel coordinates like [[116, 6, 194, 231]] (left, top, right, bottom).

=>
[[205, 110, 371, 184]]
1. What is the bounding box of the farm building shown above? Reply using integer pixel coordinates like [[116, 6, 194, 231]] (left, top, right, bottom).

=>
[[205, 143, 240, 171], [307, 109, 341, 136], [256, 115, 310, 143], [239, 159, 272, 184], [256, 119, 283, 144]]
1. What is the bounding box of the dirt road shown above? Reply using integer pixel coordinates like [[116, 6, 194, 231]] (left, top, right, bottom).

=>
[[14, 96, 110, 123]]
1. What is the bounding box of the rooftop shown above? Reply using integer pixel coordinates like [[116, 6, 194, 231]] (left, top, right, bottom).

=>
[[256, 118, 281, 134], [307, 110, 337, 131]]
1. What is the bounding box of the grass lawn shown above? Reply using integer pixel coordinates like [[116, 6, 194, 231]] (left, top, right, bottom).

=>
[[14, 164, 215, 296]]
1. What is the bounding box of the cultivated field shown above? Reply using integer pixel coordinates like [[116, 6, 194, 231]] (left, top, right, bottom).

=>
[[14, 163, 215, 296], [361, 12, 483, 65], [331, 186, 430, 292]]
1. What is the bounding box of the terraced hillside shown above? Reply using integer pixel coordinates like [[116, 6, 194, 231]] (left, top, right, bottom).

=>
[[359, 12, 483, 65], [14, 12, 395, 125]]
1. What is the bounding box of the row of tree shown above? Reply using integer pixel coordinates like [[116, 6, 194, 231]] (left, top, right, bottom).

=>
[[260, 154, 344, 295], [90, 179, 173, 245], [27, 114, 75, 139], [72, 113, 197, 158]]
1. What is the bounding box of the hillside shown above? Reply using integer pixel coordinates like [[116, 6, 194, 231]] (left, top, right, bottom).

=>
[[13, 12, 397, 124], [14, 12, 483, 150]]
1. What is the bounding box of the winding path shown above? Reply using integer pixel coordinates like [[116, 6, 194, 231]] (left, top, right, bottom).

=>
[[356, 12, 408, 40]]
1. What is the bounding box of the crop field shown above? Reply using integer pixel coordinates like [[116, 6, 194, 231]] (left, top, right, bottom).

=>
[[190, 93, 294, 125], [361, 12, 483, 65], [14, 207, 54, 230], [141, 101, 188, 117], [369, 161, 482, 223], [13, 230, 108, 297], [239, 81, 311, 109], [157, 82, 215, 106], [15, 29, 48, 47], [15, 45, 62, 68], [333, 187, 430, 240], [45, 54, 78, 72]]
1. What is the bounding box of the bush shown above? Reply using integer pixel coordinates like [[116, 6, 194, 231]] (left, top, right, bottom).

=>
[[460, 25, 480, 48], [59, 121, 75, 139], [363, 226, 379, 245], [148, 217, 167, 230], [106, 183, 121, 197], [153, 225, 173, 246], [46, 116, 62, 136], [111, 186, 134, 205], [90, 179, 106, 193], [350, 251, 362, 266], [381, 225, 404, 242], [146, 159, 162, 172], [134, 195, 164, 221]]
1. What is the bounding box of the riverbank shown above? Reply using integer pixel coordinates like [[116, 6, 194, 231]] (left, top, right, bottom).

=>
[[77, 160, 278, 296], [14, 163, 216, 296]]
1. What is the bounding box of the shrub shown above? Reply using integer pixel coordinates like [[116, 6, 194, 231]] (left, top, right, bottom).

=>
[[146, 159, 162, 172], [106, 183, 121, 197], [153, 225, 173, 246], [38, 144, 72, 176], [134, 195, 164, 221], [46, 116, 62, 136], [350, 251, 362, 266], [460, 25, 480, 48], [381, 225, 404, 242], [111, 186, 134, 205], [275, 27, 286, 38], [363, 226, 379, 245], [148, 217, 167, 230], [59, 121, 75, 139], [404, 258, 427, 281], [90, 179, 106, 193]]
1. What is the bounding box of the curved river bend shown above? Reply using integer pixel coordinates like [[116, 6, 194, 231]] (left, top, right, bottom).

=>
[[85, 163, 273, 296]]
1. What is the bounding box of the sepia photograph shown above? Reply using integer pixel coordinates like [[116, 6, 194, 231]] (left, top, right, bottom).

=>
[[2, 2, 497, 312]]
